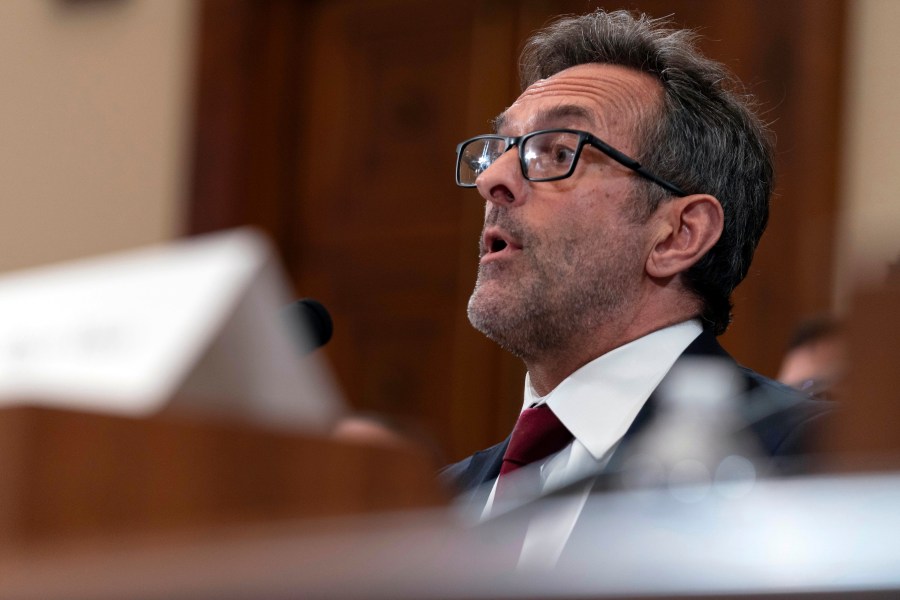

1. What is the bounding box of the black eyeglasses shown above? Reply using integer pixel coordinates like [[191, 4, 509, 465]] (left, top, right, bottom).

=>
[[455, 128, 687, 197]]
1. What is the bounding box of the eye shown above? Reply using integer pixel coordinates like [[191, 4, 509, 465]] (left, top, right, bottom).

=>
[[550, 143, 576, 165], [521, 131, 581, 179], [526, 133, 577, 167]]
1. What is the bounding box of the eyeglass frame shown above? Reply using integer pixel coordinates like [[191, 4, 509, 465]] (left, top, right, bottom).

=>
[[454, 128, 687, 197]]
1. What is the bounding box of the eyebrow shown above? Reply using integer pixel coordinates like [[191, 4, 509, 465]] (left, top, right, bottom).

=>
[[492, 104, 598, 134]]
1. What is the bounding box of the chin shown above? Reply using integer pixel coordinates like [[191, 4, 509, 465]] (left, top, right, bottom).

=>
[[467, 292, 541, 360], [468, 289, 510, 336]]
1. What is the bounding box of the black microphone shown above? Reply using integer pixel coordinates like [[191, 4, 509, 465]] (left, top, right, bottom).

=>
[[284, 298, 333, 351]]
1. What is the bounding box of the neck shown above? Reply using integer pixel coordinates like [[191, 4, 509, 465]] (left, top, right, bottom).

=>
[[524, 292, 700, 396]]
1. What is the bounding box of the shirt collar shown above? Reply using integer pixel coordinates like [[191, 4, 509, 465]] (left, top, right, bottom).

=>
[[523, 320, 703, 460]]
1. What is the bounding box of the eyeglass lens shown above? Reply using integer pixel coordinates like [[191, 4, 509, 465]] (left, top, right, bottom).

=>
[[521, 131, 579, 181], [458, 138, 505, 184], [458, 131, 582, 185]]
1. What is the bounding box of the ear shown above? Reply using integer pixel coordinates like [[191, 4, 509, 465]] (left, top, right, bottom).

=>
[[645, 194, 724, 279]]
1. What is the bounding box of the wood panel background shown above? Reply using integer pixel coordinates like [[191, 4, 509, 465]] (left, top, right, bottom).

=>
[[188, 0, 845, 461]]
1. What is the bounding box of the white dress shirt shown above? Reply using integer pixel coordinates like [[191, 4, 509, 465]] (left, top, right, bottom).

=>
[[482, 320, 703, 568]]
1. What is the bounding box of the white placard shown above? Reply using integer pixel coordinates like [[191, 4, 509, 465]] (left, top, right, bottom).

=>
[[0, 228, 343, 430]]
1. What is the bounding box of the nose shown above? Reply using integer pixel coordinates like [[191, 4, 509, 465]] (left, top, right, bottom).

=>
[[474, 146, 527, 208]]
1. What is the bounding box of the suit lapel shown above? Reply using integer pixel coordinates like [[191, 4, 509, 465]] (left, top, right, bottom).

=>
[[462, 438, 508, 488]]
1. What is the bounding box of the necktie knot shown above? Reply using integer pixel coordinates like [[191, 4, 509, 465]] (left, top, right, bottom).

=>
[[500, 405, 573, 476]]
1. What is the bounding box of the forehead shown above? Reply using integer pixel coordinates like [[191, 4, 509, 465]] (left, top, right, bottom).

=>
[[496, 63, 662, 147]]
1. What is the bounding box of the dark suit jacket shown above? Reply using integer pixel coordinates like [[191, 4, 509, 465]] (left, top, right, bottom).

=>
[[440, 329, 834, 501]]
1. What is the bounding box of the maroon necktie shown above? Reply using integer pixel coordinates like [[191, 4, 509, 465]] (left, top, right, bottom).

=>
[[499, 405, 573, 478]]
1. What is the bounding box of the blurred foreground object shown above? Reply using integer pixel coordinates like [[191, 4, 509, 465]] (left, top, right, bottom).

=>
[[2, 470, 899, 598], [0, 228, 341, 430], [332, 412, 446, 468], [0, 230, 446, 551], [619, 358, 762, 497], [0, 405, 446, 549]]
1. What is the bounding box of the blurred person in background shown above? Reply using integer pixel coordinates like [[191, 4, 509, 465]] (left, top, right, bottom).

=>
[[778, 315, 845, 401]]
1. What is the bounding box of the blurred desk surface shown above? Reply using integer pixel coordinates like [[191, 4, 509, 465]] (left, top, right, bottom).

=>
[[0, 405, 445, 548], [2, 468, 900, 599]]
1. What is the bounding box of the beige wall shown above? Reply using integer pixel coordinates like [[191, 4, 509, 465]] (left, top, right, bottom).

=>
[[835, 0, 900, 306], [0, 0, 195, 274]]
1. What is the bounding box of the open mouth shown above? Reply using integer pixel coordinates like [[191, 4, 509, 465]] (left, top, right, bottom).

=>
[[482, 228, 520, 261]]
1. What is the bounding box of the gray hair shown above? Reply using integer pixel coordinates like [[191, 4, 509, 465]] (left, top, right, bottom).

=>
[[520, 10, 774, 335]]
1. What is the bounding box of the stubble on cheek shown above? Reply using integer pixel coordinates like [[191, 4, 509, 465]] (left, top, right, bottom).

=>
[[466, 212, 646, 360], [465, 236, 563, 358]]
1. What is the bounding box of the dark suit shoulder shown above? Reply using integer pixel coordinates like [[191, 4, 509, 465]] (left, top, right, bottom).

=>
[[439, 438, 509, 496], [737, 365, 835, 464]]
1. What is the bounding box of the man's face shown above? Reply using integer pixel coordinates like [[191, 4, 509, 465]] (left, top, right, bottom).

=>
[[467, 63, 663, 360]]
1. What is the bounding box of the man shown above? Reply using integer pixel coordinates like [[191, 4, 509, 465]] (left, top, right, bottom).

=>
[[442, 10, 830, 509]]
